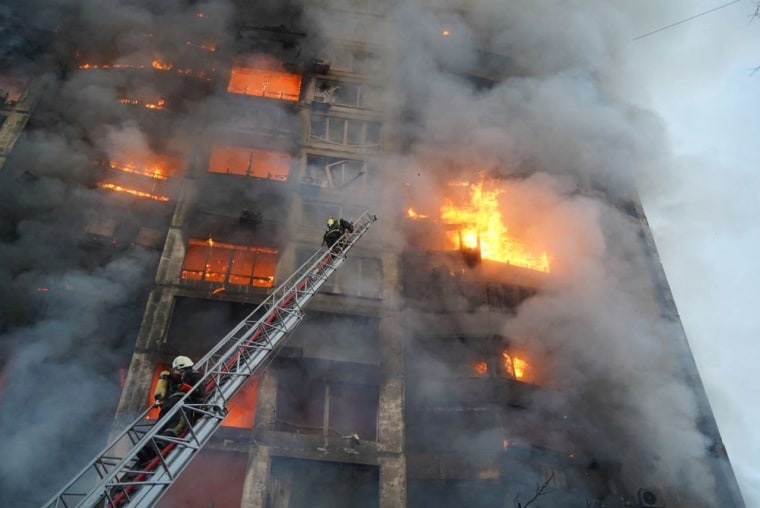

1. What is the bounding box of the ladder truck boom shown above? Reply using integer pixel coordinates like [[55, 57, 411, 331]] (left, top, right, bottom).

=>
[[43, 211, 378, 508]]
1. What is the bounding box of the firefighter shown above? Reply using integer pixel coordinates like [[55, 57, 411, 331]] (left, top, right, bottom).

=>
[[158, 355, 206, 437], [323, 217, 354, 248]]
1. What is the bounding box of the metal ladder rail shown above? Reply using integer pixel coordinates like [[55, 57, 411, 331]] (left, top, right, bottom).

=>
[[42, 211, 377, 508]]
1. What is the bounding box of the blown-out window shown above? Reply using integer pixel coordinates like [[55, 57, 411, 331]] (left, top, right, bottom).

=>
[[181, 239, 278, 288], [304, 155, 366, 190], [315, 79, 381, 110]]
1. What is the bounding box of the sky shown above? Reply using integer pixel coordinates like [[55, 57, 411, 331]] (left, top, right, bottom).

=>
[[627, 1, 760, 506]]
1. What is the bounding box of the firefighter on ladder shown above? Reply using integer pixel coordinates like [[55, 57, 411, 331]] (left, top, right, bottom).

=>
[[323, 216, 354, 249], [153, 355, 206, 437], [136, 356, 205, 465]]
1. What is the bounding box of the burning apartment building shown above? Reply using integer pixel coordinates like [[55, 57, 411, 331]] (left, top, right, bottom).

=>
[[0, 0, 747, 507]]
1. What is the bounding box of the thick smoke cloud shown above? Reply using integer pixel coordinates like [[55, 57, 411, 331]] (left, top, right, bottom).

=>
[[0, 0, 746, 507]]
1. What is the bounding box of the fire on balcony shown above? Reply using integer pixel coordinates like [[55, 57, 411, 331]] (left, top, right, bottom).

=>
[[227, 54, 302, 101], [406, 178, 550, 273]]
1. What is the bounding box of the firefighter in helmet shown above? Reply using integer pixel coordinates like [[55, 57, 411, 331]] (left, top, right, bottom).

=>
[[323, 217, 354, 248], [156, 355, 206, 437]]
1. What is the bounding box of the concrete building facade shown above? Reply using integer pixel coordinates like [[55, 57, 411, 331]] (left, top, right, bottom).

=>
[[0, 1, 746, 507]]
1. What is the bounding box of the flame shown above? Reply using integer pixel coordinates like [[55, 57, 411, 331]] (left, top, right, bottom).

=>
[[440, 180, 550, 272], [106, 160, 168, 180], [151, 59, 173, 70], [502, 352, 531, 381], [97, 182, 170, 202], [227, 55, 302, 101], [212, 286, 225, 295], [442, 29, 451, 37], [473, 361, 488, 376], [406, 208, 428, 219]]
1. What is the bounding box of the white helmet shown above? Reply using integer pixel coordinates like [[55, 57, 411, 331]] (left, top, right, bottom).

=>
[[172, 355, 194, 370], [327, 217, 335, 227]]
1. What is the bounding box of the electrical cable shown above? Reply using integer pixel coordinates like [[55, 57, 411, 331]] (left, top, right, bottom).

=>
[[634, 0, 742, 40]]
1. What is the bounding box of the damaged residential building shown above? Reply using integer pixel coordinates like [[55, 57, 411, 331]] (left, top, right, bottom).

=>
[[0, 1, 747, 508]]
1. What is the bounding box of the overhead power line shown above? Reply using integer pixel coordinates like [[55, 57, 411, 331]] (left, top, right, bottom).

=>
[[634, 0, 742, 40]]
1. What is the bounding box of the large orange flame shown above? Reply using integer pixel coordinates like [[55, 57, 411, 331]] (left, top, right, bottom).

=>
[[440, 180, 550, 272], [502, 352, 532, 382]]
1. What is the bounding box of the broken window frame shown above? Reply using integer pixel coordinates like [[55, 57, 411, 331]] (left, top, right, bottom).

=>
[[304, 154, 367, 190], [315, 79, 380, 110]]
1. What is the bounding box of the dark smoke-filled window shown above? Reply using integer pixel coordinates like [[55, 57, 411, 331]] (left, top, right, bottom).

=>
[[158, 450, 246, 508], [309, 115, 382, 147], [181, 238, 278, 287], [227, 54, 302, 101], [296, 248, 382, 298], [300, 202, 365, 228], [268, 458, 379, 508], [166, 298, 259, 360], [208, 145, 290, 181], [407, 408, 499, 452], [320, 45, 381, 76], [275, 372, 378, 440], [288, 311, 380, 364], [304, 154, 367, 190]]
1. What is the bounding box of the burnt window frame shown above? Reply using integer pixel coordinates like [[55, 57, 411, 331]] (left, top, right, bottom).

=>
[[309, 114, 383, 148]]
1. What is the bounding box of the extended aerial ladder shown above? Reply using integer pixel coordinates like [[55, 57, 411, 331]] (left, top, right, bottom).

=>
[[43, 211, 378, 508]]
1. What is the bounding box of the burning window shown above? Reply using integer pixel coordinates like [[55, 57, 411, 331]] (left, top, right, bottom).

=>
[[104, 154, 184, 180], [227, 54, 302, 101], [501, 351, 535, 384], [406, 179, 550, 273], [309, 115, 382, 147], [208, 145, 290, 181], [97, 154, 184, 202], [181, 238, 278, 288], [145, 365, 259, 428]]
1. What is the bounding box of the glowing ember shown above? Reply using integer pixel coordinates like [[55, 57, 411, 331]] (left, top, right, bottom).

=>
[[227, 55, 302, 101], [118, 96, 166, 110], [441, 180, 550, 272], [473, 361, 488, 376], [78, 63, 145, 70], [97, 182, 170, 202], [186, 40, 216, 52], [502, 352, 531, 381]]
